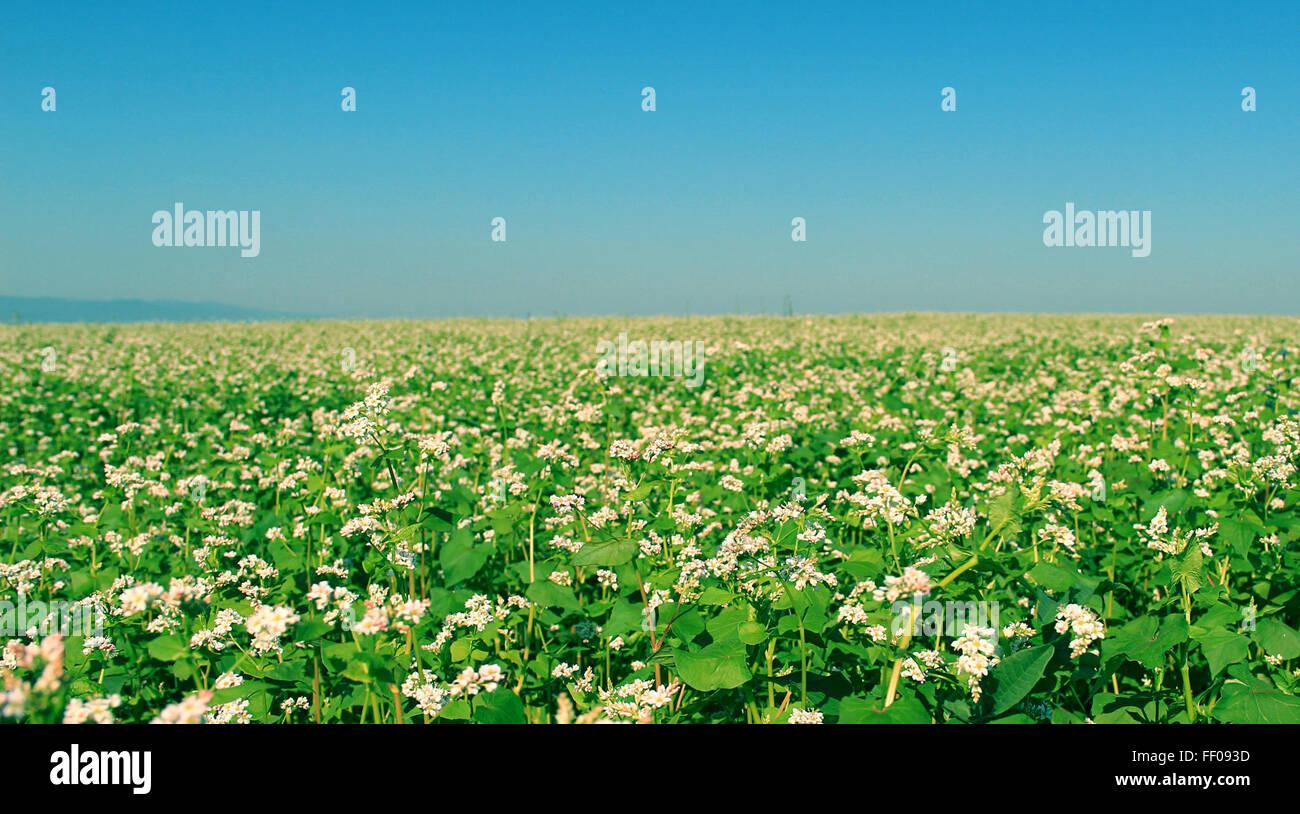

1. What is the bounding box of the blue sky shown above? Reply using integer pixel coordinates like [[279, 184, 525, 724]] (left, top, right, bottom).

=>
[[1, 1, 1296, 317]]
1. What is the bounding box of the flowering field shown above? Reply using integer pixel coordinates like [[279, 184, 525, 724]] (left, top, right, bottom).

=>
[[3, 314, 1300, 724]]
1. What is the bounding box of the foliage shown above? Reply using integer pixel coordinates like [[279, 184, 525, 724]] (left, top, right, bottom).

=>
[[1, 314, 1298, 724]]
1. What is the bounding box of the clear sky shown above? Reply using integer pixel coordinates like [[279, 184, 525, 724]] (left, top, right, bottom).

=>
[[1, 1, 1296, 317]]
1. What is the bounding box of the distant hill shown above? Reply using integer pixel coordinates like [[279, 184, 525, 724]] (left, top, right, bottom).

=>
[[2, 297, 308, 324]]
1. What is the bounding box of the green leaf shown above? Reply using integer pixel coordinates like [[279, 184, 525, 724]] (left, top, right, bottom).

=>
[[438, 698, 471, 720], [450, 638, 472, 662], [472, 689, 527, 724], [1195, 603, 1241, 630], [269, 541, 303, 572], [672, 641, 751, 691], [698, 586, 734, 606], [1191, 628, 1250, 677], [988, 490, 1022, 537], [602, 600, 645, 638], [1170, 542, 1204, 592], [1104, 615, 1188, 669], [1028, 563, 1075, 593], [1142, 489, 1189, 519], [265, 659, 309, 683], [341, 653, 394, 686], [343, 660, 375, 684], [146, 634, 187, 662], [988, 644, 1053, 716], [1253, 618, 1300, 659], [210, 680, 275, 705], [1213, 665, 1300, 723], [440, 532, 490, 585], [486, 508, 517, 538], [1219, 517, 1256, 558], [705, 605, 749, 642], [525, 580, 581, 612], [1090, 693, 1143, 724], [622, 480, 662, 502], [295, 617, 333, 641], [571, 536, 638, 567], [989, 713, 1036, 723], [421, 506, 456, 532], [838, 695, 930, 723]]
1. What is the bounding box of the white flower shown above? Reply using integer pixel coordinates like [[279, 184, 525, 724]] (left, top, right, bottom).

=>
[[788, 707, 824, 724]]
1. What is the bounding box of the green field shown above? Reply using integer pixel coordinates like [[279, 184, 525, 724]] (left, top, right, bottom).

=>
[[3, 314, 1299, 724]]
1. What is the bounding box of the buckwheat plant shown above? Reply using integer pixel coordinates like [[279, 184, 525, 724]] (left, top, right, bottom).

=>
[[0, 314, 1296, 723]]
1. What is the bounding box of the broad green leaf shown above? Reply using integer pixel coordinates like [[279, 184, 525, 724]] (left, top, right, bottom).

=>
[[1104, 615, 1188, 669], [210, 680, 275, 705], [472, 689, 527, 724], [421, 506, 456, 532], [738, 621, 767, 645], [146, 634, 187, 662], [486, 508, 517, 538], [602, 600, 646, 638], [265, 659, 309, 684], [438, 698, 471, 720], [1028, 563, 1075, 593], [706, 604, 749, 642], [340, 653, 394, 686], [1170, 542, 1204, 592], [450, 638, 472, 662], [622, 480, 662, 502], [1195, 603, 1242, 631], [1219, 517, 1256, 558], [440, 532, 490, 585], [698, 586, 734, 606], [989, 644, 1053, 716], [571, 536, 637, 567], [295, 617, 333, 641], [1214, 665, 1300, 724], [1253, 618, 1300, 659], [838, 695, 930, 723], [1191, 628, 1249, 677], [987, 490, 1022, 537], [525, 580, 581, 612], [672, 641, 751, 691]]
